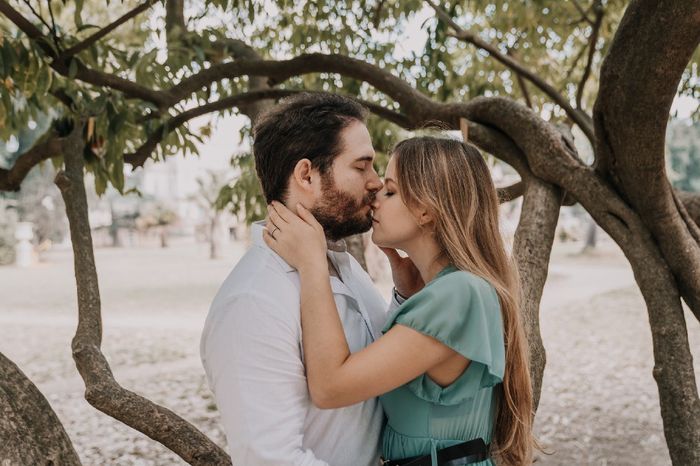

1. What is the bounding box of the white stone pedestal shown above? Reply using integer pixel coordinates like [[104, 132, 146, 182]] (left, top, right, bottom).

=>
[[14, 222, 34, 267]]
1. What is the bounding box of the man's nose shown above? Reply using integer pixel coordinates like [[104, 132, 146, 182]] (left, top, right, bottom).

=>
[[367, 169, 383, 192]]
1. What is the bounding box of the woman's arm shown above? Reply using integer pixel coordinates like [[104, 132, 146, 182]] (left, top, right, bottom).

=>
[[299, 266, 456, 408], [264, 202, 457, 409]]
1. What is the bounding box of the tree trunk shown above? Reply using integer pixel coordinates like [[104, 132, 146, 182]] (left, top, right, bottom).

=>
[[582, 215, 597, 252], [209, 214, 221, 260], [55, 121, 231, 465], [0, 351, 81, 465], [160, 227, 169, 248], [593, 0, 700, 323], [512, 176, 561, 410], [621, 232, 700, 466]]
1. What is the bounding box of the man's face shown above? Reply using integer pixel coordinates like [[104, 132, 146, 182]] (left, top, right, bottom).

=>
[[311, 120, 382, 241]]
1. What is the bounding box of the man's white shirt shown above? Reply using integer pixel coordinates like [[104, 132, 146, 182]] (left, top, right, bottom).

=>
[[200, 222, 395, 466]]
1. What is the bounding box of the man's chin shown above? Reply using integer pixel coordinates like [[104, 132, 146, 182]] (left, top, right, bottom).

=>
[[324, 217, 373, 241]]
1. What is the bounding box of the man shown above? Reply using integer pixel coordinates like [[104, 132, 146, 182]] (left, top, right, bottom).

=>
[[200, 93, 415, 466]]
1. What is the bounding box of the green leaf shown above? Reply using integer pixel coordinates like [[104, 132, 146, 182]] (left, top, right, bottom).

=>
[[94, 171, 107, 195], [68, 58, 78, 78], [74, 0, 85, 28], [111, 158, 125, 193], [2, 41, 16, 76], [193, 45, 205, 62], [127, 51, 140, 67], [36, 64, 51, 95], [77, 24, 102, 33], [108, 111, 127, 134]]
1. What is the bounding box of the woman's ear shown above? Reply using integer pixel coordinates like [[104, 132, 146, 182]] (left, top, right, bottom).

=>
[[418, 210, 434, 227], [412, 204, 433, 227], [292, 159, 314, 193]]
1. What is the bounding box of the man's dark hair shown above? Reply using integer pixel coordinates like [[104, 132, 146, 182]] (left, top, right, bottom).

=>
[[252, 93, 368, 203]]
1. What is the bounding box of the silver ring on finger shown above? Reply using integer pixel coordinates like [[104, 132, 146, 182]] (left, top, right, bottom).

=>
[[271, 226, 280, 238]]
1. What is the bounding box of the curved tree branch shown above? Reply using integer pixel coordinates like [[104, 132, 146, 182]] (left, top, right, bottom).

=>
[[164, 53, 436, 115], [0, 133, 64, 191], [125, 89, 412, 168], [497, 181, 525, 203], [677, 190, 700, 229], [55, 121, 231, 466]]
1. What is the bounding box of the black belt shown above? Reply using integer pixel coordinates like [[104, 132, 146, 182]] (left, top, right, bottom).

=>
[[381, 438, 490, 466]]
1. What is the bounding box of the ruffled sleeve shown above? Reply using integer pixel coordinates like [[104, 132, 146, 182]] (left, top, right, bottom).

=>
[[382, 268, 505, 405]]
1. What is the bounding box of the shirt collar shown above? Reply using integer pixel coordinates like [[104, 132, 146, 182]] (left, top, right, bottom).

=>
[[251, 221, 348, 271]]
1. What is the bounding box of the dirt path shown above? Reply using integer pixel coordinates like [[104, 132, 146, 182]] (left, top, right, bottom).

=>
[[1, 239, 698, 465]]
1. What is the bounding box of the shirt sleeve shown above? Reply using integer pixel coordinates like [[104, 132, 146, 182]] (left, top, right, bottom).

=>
[[382, 271, 505, 402], [201, 293, 329, 466], [387, 287, 404, 314]]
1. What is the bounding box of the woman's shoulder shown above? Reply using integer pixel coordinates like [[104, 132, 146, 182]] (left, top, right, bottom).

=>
[[382, 266, 501, 334], [424, 267, 499, 303]]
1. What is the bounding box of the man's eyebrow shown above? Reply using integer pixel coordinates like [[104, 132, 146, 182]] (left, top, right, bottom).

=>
[[354, 155, 374, 163]]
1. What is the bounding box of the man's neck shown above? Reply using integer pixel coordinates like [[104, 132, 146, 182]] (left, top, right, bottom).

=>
[[327, 255, 341, 279]]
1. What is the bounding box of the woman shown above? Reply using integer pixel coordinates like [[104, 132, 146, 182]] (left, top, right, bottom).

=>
[[264, 137, 535, 466]]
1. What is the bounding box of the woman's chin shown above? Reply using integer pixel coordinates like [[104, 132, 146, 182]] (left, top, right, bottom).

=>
[[371, 231, 395, 250]]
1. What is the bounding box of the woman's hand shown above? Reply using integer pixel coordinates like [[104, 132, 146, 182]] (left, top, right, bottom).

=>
[[263, 201, 327, 272], [380, 247, 424, 299]]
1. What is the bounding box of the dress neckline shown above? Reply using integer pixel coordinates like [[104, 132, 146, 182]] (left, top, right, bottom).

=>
[[427, 264, 458, 286]]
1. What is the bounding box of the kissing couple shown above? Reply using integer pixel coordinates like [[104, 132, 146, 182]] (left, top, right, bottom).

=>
[[201, 93, 536, 466]]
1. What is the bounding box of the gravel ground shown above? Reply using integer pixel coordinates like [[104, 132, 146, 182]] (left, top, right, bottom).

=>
[[1, 238, 698, 465]]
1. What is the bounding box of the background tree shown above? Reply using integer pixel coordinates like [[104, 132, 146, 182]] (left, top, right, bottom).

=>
[[193, 169, 229, 259], [0, 0, 698, 464]]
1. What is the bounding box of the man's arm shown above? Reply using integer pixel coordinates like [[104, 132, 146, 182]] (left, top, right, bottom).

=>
[[201, 293, 328, 466]]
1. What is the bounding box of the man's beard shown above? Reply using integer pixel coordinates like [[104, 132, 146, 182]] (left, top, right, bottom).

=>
[[310, 172, 375, 241]]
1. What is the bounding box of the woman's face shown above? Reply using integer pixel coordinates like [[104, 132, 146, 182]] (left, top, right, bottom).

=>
[[370, 156, 424, 250]]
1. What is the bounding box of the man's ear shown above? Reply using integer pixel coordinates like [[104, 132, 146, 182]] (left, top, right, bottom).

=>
[[292, 158, 314, 193]]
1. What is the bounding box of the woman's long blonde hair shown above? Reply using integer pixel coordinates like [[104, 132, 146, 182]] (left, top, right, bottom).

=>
[[393, 136, 534, 465]]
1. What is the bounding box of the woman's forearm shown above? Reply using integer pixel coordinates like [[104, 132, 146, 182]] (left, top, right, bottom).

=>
[[298, 267, 351, 407]]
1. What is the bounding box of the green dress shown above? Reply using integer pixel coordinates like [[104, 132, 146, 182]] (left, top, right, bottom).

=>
[[380, 265, 505, 466]]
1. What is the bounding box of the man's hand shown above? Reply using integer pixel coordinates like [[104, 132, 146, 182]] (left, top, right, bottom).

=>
[[379, 247, 424, 299]]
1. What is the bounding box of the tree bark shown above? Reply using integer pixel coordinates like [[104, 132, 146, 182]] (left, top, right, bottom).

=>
[[594, 0, 700, 322], [0, 352, 82, 465], [677, 190, 700, 229], [512, 176, 561, 410], [55, 121, 231, 466], [620, 232, 700, 466]]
